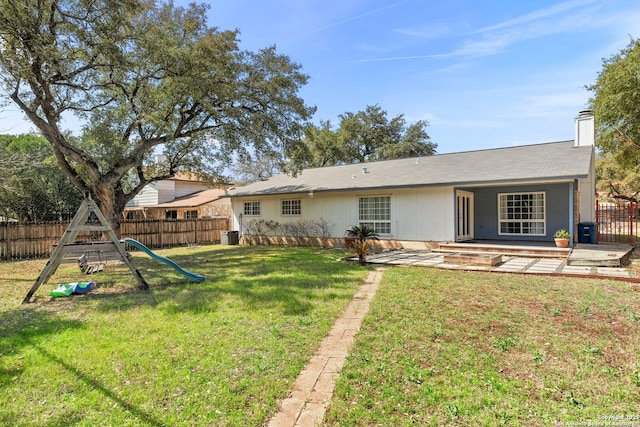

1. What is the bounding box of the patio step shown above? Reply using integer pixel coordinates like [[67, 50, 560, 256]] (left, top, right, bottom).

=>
[[436, 242, 571, 259], [566, 243, 634, 267]]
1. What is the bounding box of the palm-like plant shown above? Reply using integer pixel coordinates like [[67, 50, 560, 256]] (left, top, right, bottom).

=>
[[346, 225, 379, 265], [347, 225, 380, 242]]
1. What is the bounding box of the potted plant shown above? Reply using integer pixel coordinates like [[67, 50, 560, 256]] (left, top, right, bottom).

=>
[[554, 229, 571, 248], [346, 225, 380, 265]]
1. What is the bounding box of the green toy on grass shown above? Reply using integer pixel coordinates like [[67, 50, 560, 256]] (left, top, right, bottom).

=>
[[50, 282, 95, 298]]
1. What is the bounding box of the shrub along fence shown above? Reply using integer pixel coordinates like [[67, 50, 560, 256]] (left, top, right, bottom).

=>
[[0, 217, 229, 260]]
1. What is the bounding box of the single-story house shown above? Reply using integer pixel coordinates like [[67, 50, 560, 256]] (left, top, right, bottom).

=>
[[125, 173, 231, 220], [224, 111, 596, 248]]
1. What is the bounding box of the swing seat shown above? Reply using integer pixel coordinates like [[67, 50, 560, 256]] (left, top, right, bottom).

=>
[[23, 196, 149, 305], [78, 253, 105, 274]]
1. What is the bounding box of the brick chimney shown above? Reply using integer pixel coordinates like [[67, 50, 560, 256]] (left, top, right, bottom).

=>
[[574, 110, 595, 147]]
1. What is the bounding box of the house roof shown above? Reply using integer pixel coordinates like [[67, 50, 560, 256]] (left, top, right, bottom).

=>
[[144, 188, 226, 209], [225, 140, 593, 197], [169, 172, 205, 182]]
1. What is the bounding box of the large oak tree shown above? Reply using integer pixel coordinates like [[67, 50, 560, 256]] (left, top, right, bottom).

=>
[[588, 37, 640, 196], [0, 0, 314, 234], [291, 105, 436, 169]]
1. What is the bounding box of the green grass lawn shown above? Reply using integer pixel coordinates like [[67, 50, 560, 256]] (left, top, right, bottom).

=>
[[323, 267, 640, 426], [0, 245, 367, 426], [4, 246, 640, 426]]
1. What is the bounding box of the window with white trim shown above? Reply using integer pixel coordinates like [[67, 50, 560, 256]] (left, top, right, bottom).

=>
[[243, 201, 261, 216], [281, 199, 301, 216], [358, 196, 391, 234], [498, 192, 545, 235]]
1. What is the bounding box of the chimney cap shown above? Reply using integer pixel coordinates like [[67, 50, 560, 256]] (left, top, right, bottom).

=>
[[578, 109, 593, 117]]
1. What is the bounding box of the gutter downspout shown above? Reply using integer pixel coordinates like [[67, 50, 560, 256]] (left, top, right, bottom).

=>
[[569, 181, 576, 248]]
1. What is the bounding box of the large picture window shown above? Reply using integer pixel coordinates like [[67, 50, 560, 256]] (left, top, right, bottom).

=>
[[243, 201, 261, 216], [358, 196, 391, 234], [498, 192, 545, 235], [281, 199, 301, 216]]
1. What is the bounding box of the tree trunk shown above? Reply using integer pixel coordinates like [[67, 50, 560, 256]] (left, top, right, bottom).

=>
[[92, 184, 123, 238]]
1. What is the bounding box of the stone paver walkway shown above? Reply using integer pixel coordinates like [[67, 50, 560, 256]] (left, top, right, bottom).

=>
[[267, 268, 384, 427], [365, 250, 636, 279]]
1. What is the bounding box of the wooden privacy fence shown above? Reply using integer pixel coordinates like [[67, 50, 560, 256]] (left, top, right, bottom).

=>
[[121, 218, 229, 248], [0, 217, 229, 261]]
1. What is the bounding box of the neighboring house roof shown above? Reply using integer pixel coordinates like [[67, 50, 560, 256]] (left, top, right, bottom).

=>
[[225, 141, 593, 197], [128, 188, 226, 209], [170, 171, 204, 182]]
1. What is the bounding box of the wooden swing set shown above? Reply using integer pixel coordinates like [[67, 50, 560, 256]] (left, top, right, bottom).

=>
[[22, 195, 149, 304]]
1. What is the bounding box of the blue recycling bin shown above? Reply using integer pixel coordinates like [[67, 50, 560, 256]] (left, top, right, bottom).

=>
[[578, 222, 596, 244]]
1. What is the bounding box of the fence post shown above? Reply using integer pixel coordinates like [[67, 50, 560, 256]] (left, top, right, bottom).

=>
[[631, 201, 636, 245], [0, 221, 6, 260], [595, 200, 599, 243]]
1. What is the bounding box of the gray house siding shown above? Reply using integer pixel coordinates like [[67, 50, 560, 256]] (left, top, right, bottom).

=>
[[463, 183, 572, 242]]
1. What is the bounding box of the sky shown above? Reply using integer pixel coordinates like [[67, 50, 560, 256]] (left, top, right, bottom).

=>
[[2, 0, 640, 154]]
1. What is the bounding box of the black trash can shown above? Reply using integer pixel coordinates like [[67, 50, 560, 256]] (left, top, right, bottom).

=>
[[221, 230, 239, 245], [578, 222, 596, 244]]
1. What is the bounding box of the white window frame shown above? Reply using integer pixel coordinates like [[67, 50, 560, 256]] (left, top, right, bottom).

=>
[[498, 192, 546, 236], [358, 195, 391, 235], [243, 201, 261, 216], [281, 199, 301, 216]]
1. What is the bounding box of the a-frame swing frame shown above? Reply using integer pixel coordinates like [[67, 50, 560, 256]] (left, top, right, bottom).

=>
[[22, 195, 149, 304]]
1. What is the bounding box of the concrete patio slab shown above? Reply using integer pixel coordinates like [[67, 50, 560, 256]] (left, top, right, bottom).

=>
[[567, 243, 634, 267], [560, 265, 593, 275], [362, 247, 635, 280]]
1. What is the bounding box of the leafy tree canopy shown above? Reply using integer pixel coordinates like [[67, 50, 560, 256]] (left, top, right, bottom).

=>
[[228, 150, 283, 184], [596, 152, 640, 202], [588, 37, 640, 196], [0, 134, 83, 221], [290, 105, 437, 169], [0, 0, 314, 233]]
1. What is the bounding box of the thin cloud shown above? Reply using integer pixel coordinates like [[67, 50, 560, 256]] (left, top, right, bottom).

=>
[[452, 3, 601, 58], [407, 110, 505, 130], [476, 0, 599, 34], [353, 53, 445, 63], [393, 23, 451, 39], [356, 0, 601, 63], [285, 0, 411, 41], [517, 92, 589, 117]]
